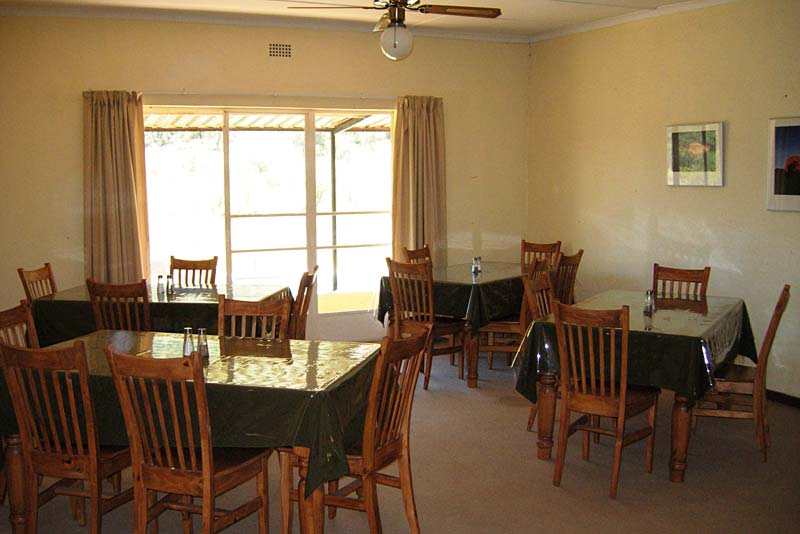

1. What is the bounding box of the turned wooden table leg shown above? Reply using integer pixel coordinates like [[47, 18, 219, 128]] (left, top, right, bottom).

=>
[[5, 434, 25, 533], [536, 373, 557, 460], [670, 394, 691, 482], [466, 330, 479, 388], [295, 447, 324, 534]]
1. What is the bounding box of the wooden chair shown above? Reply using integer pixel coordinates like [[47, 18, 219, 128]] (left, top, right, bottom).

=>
[[520, 240, 561, 275], [386, 258, 465, 390], [86, 278, 151, 332], [0, 341, 133, 533], [289, 266, 318, 340], [652, 263, 711, 299], [218, 295, 291, 339], [402, 245, 432, 264], [0, 300, 40, 349], [18, 262, 58, 302], [279, 327, 431, 534], [554, 249, 584, 305], [692, 284, 791, 461], [551, 301, 659, 498], [170, 255, 218, 286], [105, 348, 270, 533], [521, 277, 556, 432]]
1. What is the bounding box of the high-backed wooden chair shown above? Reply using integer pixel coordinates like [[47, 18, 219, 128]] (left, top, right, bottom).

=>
[[554, 249, 584, 305], [0, 300, 40, 349], [18, 262, 58, 302], [170, 255, 218, 286], [402, 245, 432, 264], [551, 301, 659, 498], [652, 263, 710, 299], [386, 258, 465, 390], [289, 266, 318, 340], [105, 348, 270, 533], [521, 240, 561, 275], [279, 327, 430, 534], [0, 341, 132, 533], [218, 295, 291, 339], [521, 277, 555, 432], [692, 284, 790, 461], [86, 279, 151, 332]]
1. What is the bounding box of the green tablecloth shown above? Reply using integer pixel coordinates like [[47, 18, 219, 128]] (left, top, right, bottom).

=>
[[0, 331, 378, 496], [32, 283, 291, 347], [514, 290, 758, 407]]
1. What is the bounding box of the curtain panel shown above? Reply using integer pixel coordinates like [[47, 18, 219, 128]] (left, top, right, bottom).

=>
[[391, 96, 447, 266], [83, 91, 150, 283]]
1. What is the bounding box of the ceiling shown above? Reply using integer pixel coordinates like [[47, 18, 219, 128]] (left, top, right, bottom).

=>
[[1, 0, 728, 41]]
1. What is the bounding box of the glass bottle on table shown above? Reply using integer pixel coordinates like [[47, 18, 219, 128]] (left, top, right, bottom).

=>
[[182, 327, 194, 357], [197, 328, 209, 361], [166, 274, 176, 296], [156, 275, 165, 298]]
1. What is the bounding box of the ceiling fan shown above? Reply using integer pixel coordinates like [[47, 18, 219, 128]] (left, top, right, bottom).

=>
[[287, 1, 502, 61]]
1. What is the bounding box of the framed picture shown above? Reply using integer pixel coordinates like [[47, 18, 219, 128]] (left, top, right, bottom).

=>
[[767, 117, 800, 211], [666, 122, 723, 186]]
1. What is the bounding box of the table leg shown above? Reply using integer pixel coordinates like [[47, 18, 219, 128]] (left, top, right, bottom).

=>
[[669, 394, 691, 482], [295, 447, 324, 534], [465, 331, 479, 388], [536, 373, 557, 460], [5, 434, 25, 533]]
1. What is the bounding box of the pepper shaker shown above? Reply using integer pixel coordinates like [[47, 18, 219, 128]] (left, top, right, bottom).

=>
[[197, 328, 209, 361], [182, 327, 194, 357]]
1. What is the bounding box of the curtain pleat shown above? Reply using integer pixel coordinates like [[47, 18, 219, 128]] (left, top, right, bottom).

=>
[[391, 96, 447, 266], [83, 91, 150, 283]]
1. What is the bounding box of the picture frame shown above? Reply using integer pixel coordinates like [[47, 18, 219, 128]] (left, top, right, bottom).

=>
[[767, 117, 800, 211], [666, 122, 723, 186]]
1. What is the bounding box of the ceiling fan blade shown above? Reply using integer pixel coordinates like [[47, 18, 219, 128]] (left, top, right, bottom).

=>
[[373, 13, 391, 32], [417, 5, 501, 18], [288, 5, 377, 9]]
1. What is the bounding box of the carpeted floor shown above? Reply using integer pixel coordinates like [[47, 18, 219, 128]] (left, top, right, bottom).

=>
[[2, 355, 799, 533]]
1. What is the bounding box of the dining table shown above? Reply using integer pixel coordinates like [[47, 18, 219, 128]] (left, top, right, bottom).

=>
[[0, 330, 379, 533], [514, 289, 757, 482], [32, 283, 291, 347], [377, 261, 524, 387]]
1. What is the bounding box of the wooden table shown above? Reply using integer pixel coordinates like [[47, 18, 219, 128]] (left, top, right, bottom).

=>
[[32, 283, 290, 346], [377, 261, 524, 387], [0, 330, 380, 533], [515, 290, 757, 482]]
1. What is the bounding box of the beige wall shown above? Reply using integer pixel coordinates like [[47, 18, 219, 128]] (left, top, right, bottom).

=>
[[0, 14, 530, 340], [528, 0, 800, 396]]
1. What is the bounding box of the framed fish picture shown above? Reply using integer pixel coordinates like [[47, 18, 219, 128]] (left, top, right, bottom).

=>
[[666, 123, 723, 186], [767, 117, 800, 211]]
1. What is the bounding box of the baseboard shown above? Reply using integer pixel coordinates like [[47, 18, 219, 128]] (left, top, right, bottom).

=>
[[767, 389, 800, 408]]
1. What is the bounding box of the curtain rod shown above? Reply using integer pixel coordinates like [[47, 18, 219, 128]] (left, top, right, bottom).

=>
[[141, 89, 397, 101]]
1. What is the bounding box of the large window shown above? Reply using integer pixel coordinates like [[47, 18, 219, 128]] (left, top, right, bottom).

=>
[[144, 108, 392, 313]]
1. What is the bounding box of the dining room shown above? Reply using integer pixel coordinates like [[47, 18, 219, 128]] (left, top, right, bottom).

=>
[[1, 0, 799, 533]]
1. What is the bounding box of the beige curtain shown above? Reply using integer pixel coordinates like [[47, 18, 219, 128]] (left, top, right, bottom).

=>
[[83, 91, 150, 283], [391, 96, 448, 266]]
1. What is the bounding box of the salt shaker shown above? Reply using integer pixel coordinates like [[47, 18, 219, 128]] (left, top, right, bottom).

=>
[[477, 256, 483, 272], [644, 289, 655, 317], [197, 328, 209, 361], [472, 256, 480, 274], [156, 275, 165, 297], [182, 327, 194, 357], [166, 274, 176, 296]]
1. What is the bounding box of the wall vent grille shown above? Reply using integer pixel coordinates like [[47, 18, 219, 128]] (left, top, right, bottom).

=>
[[269, 43, 292, 58]]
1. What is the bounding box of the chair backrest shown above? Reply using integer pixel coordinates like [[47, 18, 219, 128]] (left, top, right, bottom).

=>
[[652, 263, 710, 299], [523, 275, 555, 322], [385, 258, 435, 339], [521, 240, 561, 274], [218, 295, 291, 339], [105, 348, 213, 480], [402, 245, 432, 264], [0, 341, 99, 477], [362, 327, 430, 469], [18, 262, 58, 302], [755, 284, 791, 391], [0, 300, 40, 348], [87, 278, 151, 332], [554, 249, 584, 305], [552, 300, 630, 413], [170, 256, 218, 286], [289, 266, 318, 340]]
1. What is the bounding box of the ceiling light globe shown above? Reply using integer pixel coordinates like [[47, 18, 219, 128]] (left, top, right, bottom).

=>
[[380, 23, 413, 61]]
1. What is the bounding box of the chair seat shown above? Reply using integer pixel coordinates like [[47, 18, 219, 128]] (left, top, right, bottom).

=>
[[98, 446, 132, 477], [568, 385, 660, 418], [433, 318, 465, 337], [715, 362, 756, 383]]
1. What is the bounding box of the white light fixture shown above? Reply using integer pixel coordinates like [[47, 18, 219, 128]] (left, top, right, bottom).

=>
[[380, 21, 413, 61]]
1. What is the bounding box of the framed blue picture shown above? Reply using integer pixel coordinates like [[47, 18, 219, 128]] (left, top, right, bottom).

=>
[[768, 117, 800, 211]]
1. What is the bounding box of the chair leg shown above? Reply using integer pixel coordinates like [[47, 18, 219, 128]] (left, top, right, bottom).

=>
[[582, 428, 590, 461], [609, 418, 625, 499], [592, 416, 600, 444], [646, 399, 657, 473], [180, 496, 194, 534], [362, 473, 382, 534], [88, 481, 102, 534], [24, 469, 39, 534], [552, 407, 571, 487], [326, 480, 339, 519], [279, 452, 294, 534], [754, 400, 767, 462], [526, 404, 538, 432], [147, 490, 159, 534], [72, 480, 87, 526], [201, 494, 215, 534], [257, 456, 269, 534], [423, 351, 432, 390], [397, 451, 420, 534], [763, 397, 771, 448], [487, 333, 494, 369]]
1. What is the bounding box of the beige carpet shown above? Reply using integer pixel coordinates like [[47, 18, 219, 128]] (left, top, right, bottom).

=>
[[2, 356, 798, 533]]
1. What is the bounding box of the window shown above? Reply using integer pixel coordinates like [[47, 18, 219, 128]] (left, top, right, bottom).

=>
[[144, 108, 392, 314]]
